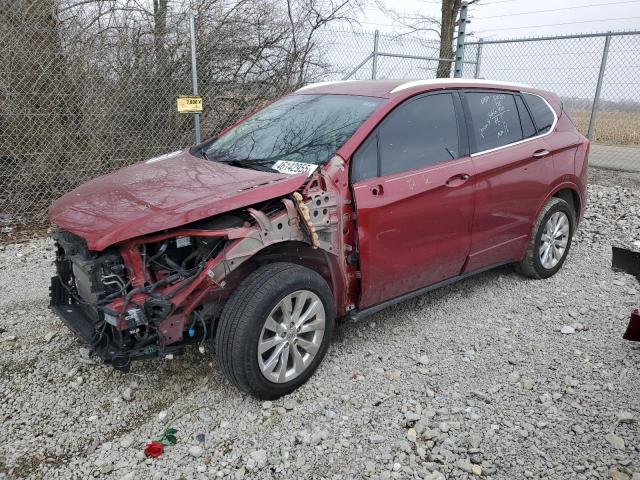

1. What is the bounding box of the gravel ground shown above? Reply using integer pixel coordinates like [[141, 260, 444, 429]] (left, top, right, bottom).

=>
[[1, 180, 639, 480]]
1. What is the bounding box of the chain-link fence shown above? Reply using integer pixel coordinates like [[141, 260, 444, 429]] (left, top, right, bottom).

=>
[[464, 31, 640, 172], [2, 1, 639, 227]]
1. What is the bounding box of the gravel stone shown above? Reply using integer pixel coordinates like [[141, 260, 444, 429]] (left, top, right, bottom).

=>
[[456, 458, 473, 473], [250, 449, 267, 468], [508, 371, 521, 383], [560, 325, 576, 334], [1, 179, 639, 479], [189, 445, 203, 458], [610, 468, 631, 480], [521, 377, 535, 390], [605, 433, 626, 450], [617, 411, 637, 424], [121, 387, 134, 402]]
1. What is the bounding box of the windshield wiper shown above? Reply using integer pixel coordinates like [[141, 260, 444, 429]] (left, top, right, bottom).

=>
[[216, 157, 279, 173]]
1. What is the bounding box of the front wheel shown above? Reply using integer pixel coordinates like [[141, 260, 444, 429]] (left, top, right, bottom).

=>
[[517, 197, 575, 279], [215, 263, 335, 399]]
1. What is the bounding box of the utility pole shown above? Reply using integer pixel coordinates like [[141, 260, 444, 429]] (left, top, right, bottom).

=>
[[453, 1, 468, 78]]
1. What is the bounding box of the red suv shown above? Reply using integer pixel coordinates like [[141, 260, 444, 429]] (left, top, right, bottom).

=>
[[49, 79, 589, 398]]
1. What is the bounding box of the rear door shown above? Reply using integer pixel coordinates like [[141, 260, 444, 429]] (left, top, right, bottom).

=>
[[461, 90, 557, 272], [351, 91, 476, 308]]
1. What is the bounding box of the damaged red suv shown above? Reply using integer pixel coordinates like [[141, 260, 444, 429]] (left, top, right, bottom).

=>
[[49, 79, 589, 398]]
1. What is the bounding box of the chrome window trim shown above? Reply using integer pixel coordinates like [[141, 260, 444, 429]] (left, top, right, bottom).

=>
[[469, 92, 558, 158]]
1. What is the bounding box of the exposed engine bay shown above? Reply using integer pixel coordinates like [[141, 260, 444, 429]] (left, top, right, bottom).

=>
[[49, 169, 356, 371]]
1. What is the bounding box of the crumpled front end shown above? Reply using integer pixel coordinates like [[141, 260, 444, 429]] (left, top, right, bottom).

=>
[[49, 163, 355, 370]]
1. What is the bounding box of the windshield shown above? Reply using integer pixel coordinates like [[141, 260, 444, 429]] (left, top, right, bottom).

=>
[[204, 94, 383, 168]]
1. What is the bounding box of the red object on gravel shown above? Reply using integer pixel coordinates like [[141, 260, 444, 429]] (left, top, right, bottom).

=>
[[144, 441, 164, 458], [624, 309, 640, 342]]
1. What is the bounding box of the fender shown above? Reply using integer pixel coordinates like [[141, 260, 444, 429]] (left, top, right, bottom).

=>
[[533, 179, 584, 225], [516, 179, 584, 262]]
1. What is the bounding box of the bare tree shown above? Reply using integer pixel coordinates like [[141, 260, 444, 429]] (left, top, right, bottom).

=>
[[153, 0, 169, 69], [436, 0, 462, 77], [377, 0, 464, 78], [1, 0, 363, 222]]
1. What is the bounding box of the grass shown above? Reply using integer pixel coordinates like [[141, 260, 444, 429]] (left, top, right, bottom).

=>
[[569, 110, 640, 147]]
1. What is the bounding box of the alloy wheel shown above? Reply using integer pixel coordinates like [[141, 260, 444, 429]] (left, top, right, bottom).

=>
[[257, 290, 326, 383], [539, 211, 570, 269]]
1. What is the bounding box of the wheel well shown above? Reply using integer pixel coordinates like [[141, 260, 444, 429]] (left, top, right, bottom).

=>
[[205, 241, 334, 341], [250, 241, 333, 287], [223, 241, 334, 298], [553, 188, 580, 220]]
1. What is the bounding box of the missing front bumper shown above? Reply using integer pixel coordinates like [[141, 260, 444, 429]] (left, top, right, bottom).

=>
[[49, 276, 184, 371]]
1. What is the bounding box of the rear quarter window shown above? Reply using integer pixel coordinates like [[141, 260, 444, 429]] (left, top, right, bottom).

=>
[[523, 93, 555, 134]]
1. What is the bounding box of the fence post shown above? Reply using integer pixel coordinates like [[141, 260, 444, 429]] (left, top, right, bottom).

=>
[[587, 33, 611, 140], [474, 38, 483, 79], [454, 1, 468, 78], [371, 30, 379, 80], [189, 10, 201, 144]]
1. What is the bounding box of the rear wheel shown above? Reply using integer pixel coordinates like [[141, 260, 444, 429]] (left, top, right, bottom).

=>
[[215, 262, 335, 399], [517, 197, 574, 279]]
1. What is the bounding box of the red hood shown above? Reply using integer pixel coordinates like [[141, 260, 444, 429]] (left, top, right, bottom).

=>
[[49, 150, 308, 251]]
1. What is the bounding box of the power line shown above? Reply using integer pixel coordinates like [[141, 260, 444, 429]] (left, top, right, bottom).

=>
[[474, 15, 640, 33], [473, 0, 640, 19], [479, 0, 521, 5]]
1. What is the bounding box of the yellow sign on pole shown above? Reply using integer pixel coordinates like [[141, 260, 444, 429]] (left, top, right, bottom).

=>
[[177, 96, 203, 113]]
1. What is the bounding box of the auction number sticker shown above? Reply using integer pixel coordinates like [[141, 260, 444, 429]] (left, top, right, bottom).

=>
[[272, 160, 318, 176]]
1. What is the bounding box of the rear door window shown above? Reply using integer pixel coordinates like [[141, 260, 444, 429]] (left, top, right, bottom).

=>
[[465, 92, 523, 153], [523, 93, 555, 134]]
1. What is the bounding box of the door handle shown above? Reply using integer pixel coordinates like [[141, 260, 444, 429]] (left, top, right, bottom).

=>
[[370, 184, 384, 196], [532, 149, 550, 159], [445, 173, 471, 187]]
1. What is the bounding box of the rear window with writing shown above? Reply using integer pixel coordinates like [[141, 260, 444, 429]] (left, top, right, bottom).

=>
[[466, 93, 523, 153]]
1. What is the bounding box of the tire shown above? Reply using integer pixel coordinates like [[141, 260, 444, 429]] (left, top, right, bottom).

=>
[[517, 197, 575, 279], [215, 262, 335, 399]]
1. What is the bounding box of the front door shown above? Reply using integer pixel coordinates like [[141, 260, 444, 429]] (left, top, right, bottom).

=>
[[351, 92, 476, 308]]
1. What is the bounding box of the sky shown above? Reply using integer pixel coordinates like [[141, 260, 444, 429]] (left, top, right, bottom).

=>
[[353, 0, 640, 40], [322, 0, 640, 103]]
